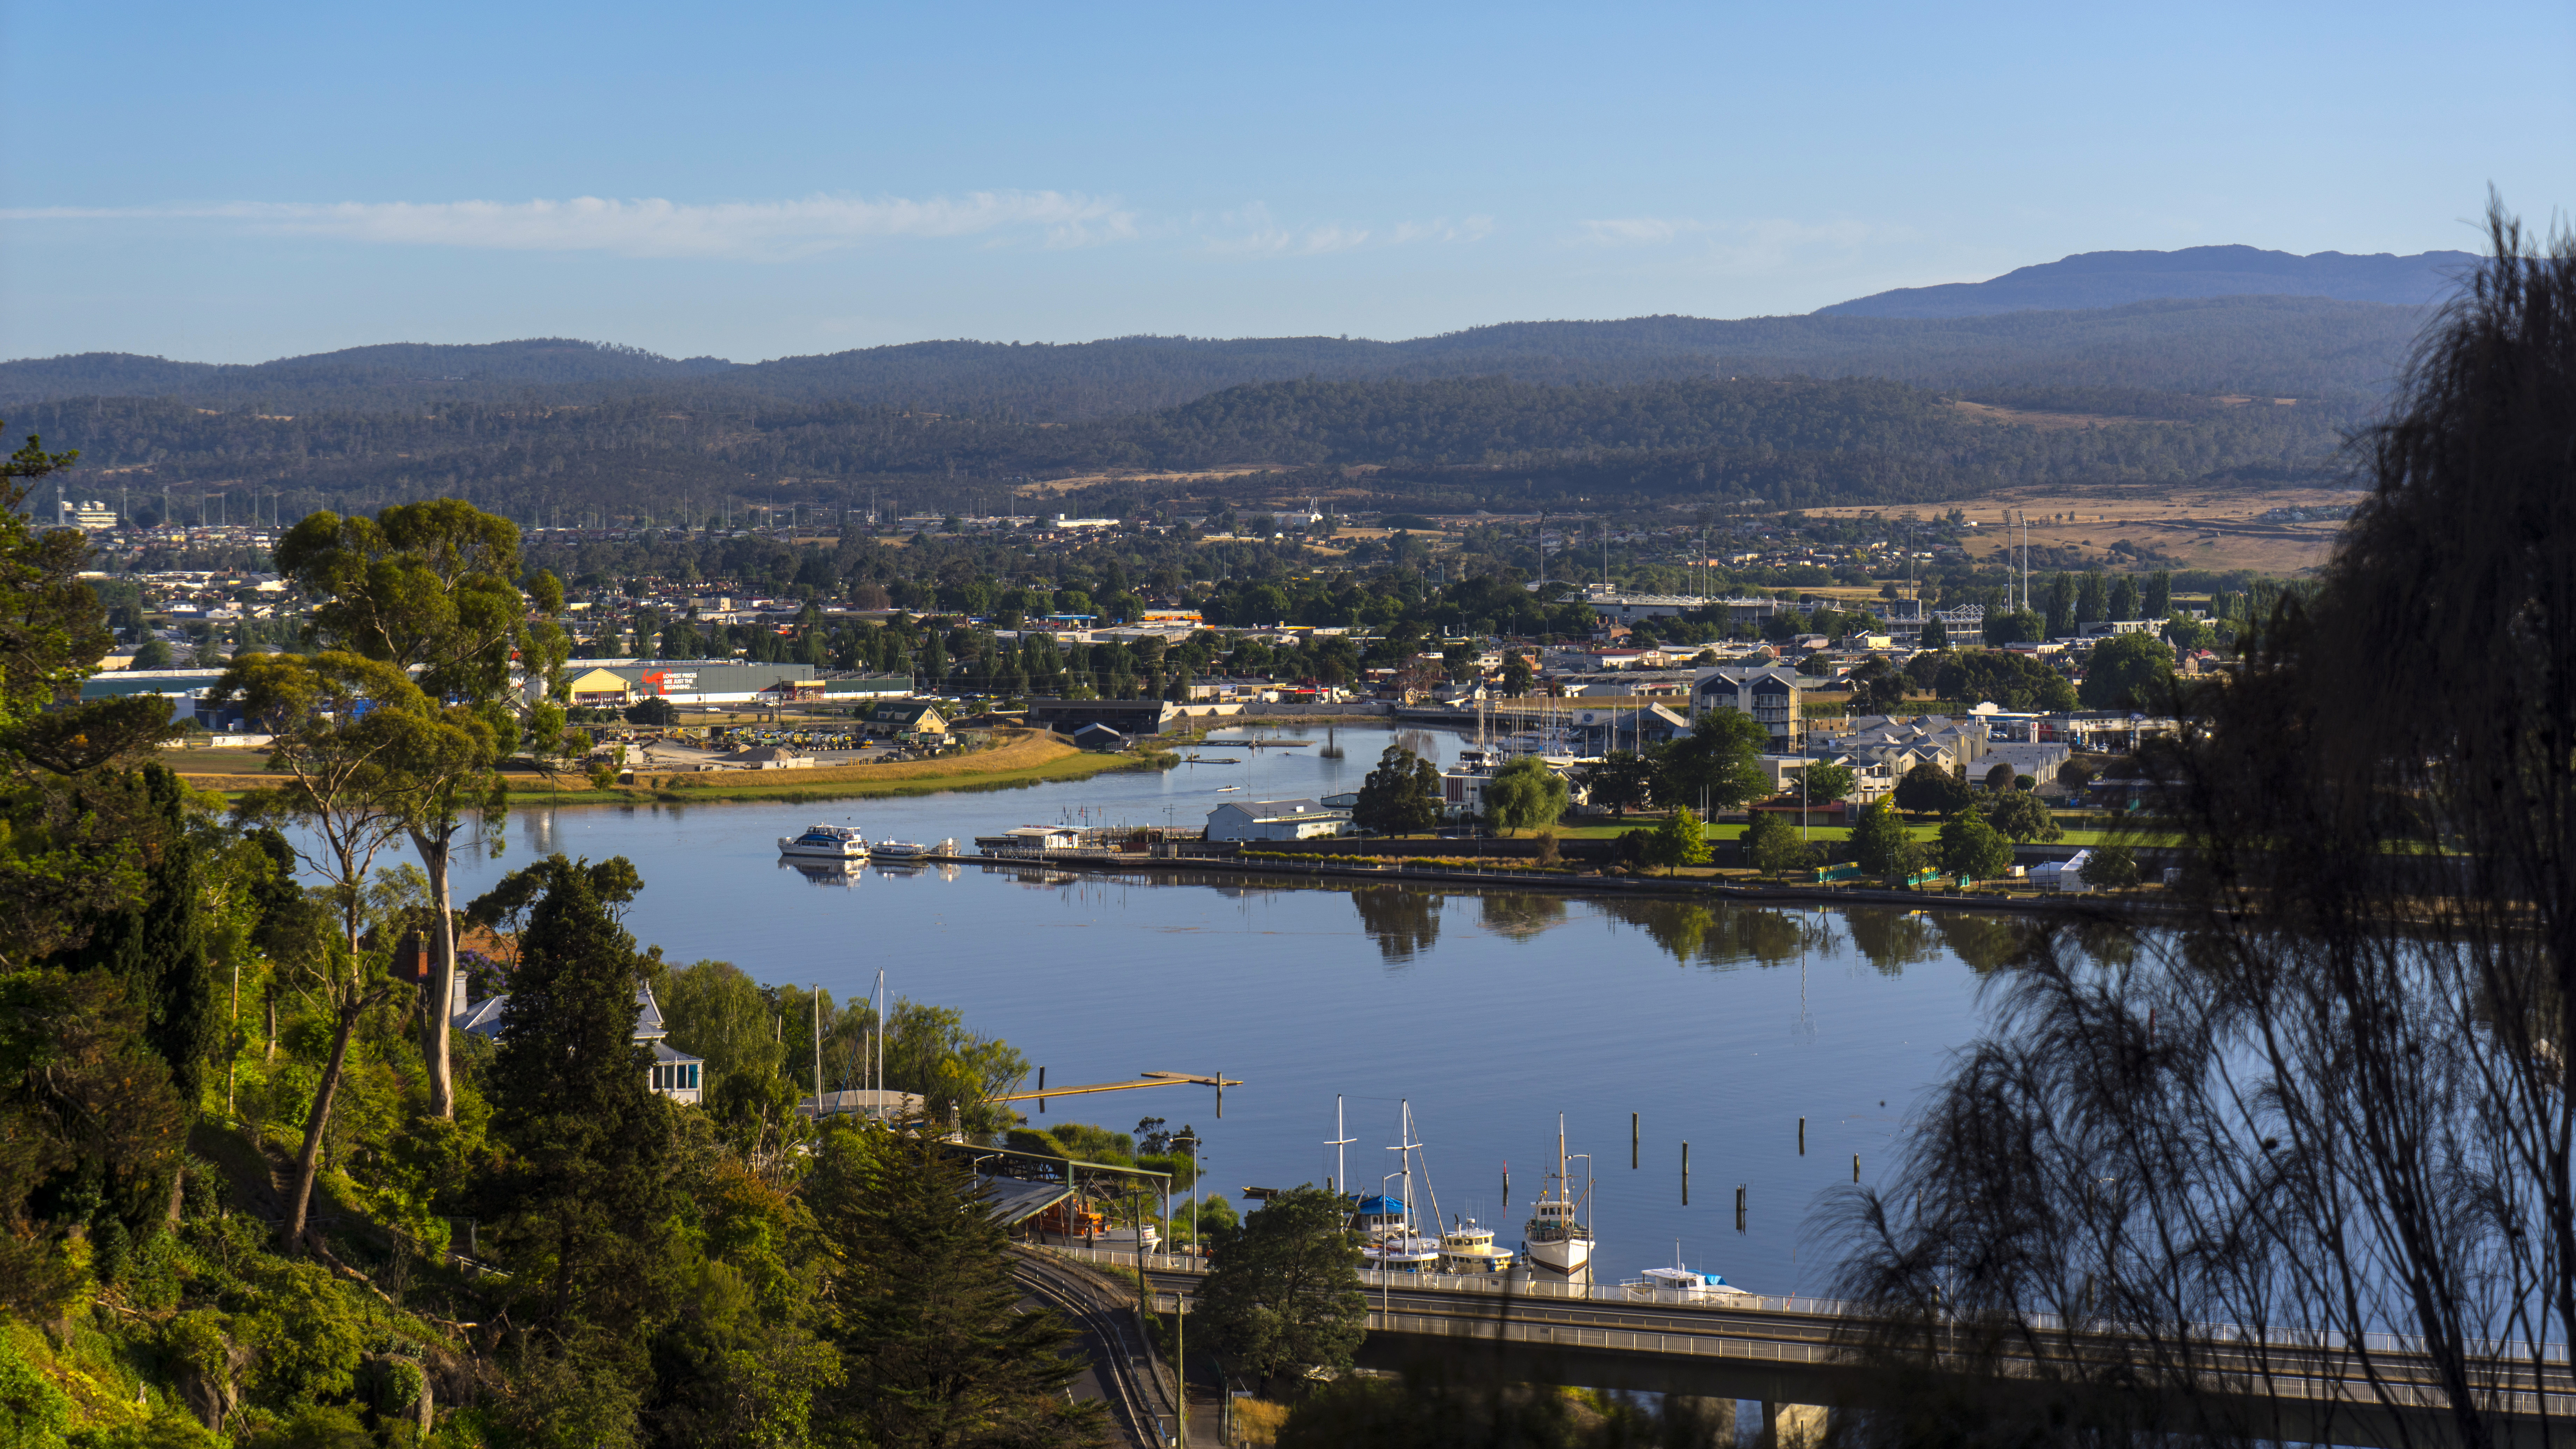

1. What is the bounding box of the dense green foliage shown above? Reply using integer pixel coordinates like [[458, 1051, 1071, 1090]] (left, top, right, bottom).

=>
[[1482, 755, 1569, 835], [1745, 812, 1812, 877], [1354, 744, 1443, 835], [1646, 807, 1713, 875], [1197, 1186, 1367, 1393], [1939, 810, 2015, 880], [0, 450, 1095, 1444], [2077, 631, 2177, 710], [9, 320, 2375, 519], [1850, 799, 1921, 878]]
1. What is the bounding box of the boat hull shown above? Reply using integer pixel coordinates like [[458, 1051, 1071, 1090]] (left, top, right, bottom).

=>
[[778, 842, 869, 860], [1523, 1236, 1592, 1279]]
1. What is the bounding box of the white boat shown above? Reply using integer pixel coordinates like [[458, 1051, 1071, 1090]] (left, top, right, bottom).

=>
[[1521, 1115, 1594, 1281], [1356, 1100, 1447, 1274], [778, 824, 869, 860], [1437, 1217, 1516, 1275], [1630, 1265, 1746, 1300], [871, 840, 937, 860], [1625, 1245, 1747, 1300], [1361, 1233, 1441, 1272]]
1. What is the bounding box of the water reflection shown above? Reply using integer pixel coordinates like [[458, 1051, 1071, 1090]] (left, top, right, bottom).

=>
[[1477, 892, 1568, 941], [782, 859, 866, 888], [1844, 908, 1945, 976], [1931, 912, 2030, 973], [1595, 898, 1816, 970], [1352, 886, 1442, 961]]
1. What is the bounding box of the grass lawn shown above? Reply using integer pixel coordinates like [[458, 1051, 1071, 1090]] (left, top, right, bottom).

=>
[[174, 729, 1150, 805]]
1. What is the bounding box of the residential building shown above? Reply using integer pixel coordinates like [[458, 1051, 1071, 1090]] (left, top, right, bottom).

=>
[[1811, 714, 1991, 777], [1690, 666, 1804, 747], [451, 984, 704, 1105]]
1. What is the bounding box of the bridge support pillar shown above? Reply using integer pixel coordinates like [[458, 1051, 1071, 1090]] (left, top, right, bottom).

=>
[[1758, 1401, 1828, 1449]]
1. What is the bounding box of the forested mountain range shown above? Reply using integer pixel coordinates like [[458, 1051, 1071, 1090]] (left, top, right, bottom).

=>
[[1, 287, 2417, 520], [18, 371, 2356, 523], [1818, 245, 2476, 318], [6, 294, 2418, 419]]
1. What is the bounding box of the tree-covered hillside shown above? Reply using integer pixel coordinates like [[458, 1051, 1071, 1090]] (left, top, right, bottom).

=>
[[14, 372, 2356, 522], [2, 295, 2420, 418]]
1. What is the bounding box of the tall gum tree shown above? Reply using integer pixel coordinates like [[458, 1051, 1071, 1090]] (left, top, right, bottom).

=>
[[275, 501, 567, 1119]]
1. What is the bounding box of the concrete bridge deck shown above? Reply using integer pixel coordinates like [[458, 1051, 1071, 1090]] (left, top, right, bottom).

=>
[[1038, 1244, 2576, 1447]]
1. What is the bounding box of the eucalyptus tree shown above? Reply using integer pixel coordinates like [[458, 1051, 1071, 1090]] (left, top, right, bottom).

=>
[[276, 501, 567, 1119]]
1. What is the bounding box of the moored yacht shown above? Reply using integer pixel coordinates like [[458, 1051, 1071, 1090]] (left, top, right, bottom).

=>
[[778, 824, 869, 860], [1357, 1100, 1443, 1273]]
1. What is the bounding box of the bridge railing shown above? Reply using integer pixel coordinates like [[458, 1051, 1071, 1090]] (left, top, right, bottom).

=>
[[1034, 1243, 2574, 1365], [1035, 1243, 1849, 1316]]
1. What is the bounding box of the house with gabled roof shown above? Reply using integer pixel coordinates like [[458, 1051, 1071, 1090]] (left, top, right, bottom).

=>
[[452, 982, 704, 1105]]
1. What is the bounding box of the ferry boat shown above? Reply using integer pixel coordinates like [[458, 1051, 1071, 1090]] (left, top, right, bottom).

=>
[[778, 824, 869, 860], [1521, 1115, 1594, 1281], [1437, 1217, 1516, 1275]]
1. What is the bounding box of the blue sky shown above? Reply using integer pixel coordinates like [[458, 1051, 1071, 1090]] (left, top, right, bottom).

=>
[[4, 0, 2569, 364]]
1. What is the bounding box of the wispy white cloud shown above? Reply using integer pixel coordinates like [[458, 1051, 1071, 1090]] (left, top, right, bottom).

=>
[[1574, 215, 1899, 273], [1576, 216, 1712, 247], [1, 191, 1136, 259], [1202, 204, 1494, 257]]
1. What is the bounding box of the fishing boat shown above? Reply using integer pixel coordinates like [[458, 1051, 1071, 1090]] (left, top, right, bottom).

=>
[[777, 824, 869, 860], [1437, 1217, 1516, 1275], [1520, 1115, 1594, 1281]]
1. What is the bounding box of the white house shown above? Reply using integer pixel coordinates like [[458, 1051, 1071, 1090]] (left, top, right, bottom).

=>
[[451, 983, 704, 1105], [1206, 798, 1351, 842]]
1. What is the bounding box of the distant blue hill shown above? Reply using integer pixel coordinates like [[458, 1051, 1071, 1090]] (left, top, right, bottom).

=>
[[1818, 245, 2477, 319]]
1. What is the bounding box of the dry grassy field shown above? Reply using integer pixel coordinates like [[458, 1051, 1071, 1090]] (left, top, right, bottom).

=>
[[1812, 482, 2359, 576]]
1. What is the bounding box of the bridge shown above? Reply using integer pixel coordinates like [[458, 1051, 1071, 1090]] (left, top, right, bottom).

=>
[[1037, 1244, 2576, 1448]]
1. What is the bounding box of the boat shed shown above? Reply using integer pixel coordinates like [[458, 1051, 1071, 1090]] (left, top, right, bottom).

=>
[[1206, 798, 1351, 842], [1069, 722, 1127, 751], [1027, 698, 1180, 737]]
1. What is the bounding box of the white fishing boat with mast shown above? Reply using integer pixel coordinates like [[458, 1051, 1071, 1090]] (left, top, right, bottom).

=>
[[1521, 1114, 1594, 1281]]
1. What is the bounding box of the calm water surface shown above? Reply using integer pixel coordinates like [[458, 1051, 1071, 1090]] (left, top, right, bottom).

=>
[[433, 724, 2011, 1296]]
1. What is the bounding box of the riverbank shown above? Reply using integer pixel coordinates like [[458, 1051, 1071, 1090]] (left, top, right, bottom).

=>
[[989, 850, 2180, 920], [171, 729, 1158, 805]]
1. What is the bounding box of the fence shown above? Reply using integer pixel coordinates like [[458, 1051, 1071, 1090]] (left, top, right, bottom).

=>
[[1035, 1243, 2576, 1369]]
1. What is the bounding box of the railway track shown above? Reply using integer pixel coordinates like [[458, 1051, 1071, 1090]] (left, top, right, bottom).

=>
[[1014, 1249, 1172, 1447]]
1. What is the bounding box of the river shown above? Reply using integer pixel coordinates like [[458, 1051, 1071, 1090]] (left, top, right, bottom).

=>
[[432, 723, 2008, 1298]]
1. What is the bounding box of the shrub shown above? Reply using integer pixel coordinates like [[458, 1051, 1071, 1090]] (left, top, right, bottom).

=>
[[2081, 844, 2141, 889]]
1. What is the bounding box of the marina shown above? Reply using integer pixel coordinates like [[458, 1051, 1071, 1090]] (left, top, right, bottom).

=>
[[438, 723, 2001, 1292]]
